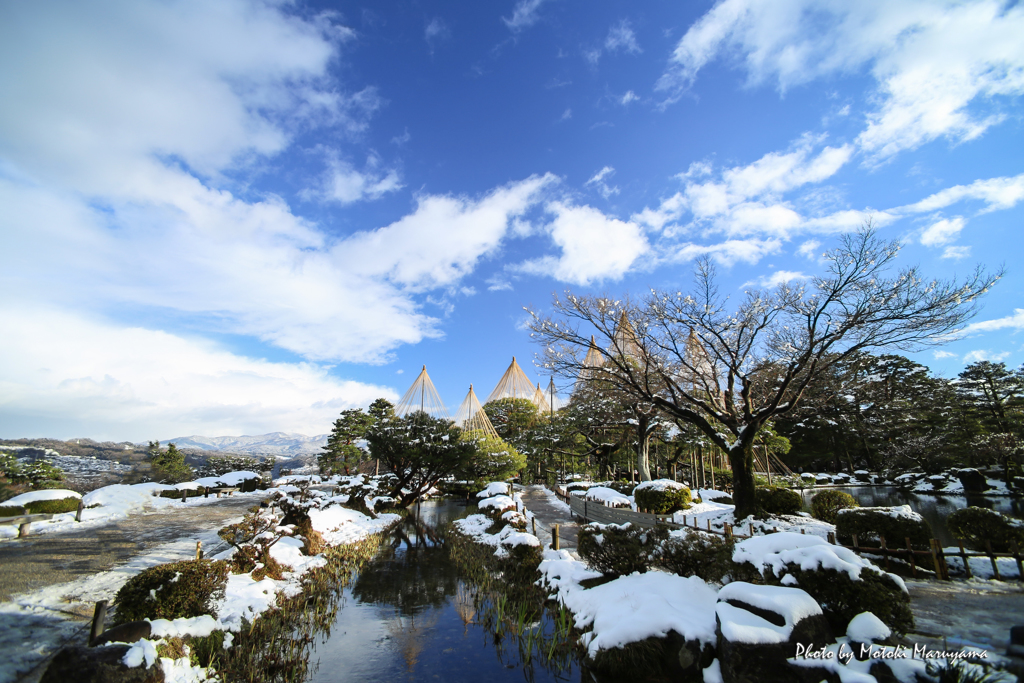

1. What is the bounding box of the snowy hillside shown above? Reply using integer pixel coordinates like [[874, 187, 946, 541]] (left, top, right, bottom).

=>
[[154, 432, 329, 456]]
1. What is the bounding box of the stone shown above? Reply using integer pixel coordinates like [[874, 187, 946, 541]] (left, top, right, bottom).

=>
[[956, 468, 991, 493], [92, 621, 153, 646], [41, 645, 164, 683]]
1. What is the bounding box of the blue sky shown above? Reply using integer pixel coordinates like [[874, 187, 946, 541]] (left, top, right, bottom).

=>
[[1, 0, 1022, 441]]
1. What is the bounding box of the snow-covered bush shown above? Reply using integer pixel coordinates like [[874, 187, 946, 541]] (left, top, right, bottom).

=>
[[22, 496, 81, 514], [810, 489, 859, 523], [112, 559, 228, 625], [577, 522, 667, 577], [217, 507, 293, 578], [947, 506, 1024, 552], [656, 529, 737, 583], [632, 479, 691, 513], [754, 485, 802, 515], [835, 505, 932, 546], [584, 486, 631, 508]]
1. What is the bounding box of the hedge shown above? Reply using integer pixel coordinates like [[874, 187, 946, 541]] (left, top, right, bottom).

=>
[[835, 507, 932, 546], [754, 486, 802, 515], [632, 483, 692, 514], [113, 559, 228, 625], [946, 507, 1024, 552], [811, 490, 859, 524], [577, 523, 667, 577]]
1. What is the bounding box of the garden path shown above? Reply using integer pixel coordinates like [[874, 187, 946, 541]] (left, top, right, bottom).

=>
[[516, 484, 579, 551]]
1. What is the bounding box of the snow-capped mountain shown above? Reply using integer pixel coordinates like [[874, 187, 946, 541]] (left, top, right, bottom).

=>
[[154, 432, 329, 456]]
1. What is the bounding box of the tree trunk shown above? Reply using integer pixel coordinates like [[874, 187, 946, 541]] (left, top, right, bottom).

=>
[[730, 440, 758, 520], [636, 413, 652, 481]]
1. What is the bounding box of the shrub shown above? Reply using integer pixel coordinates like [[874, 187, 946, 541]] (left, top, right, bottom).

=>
[[754, 486, 802, 515], [835, 506, 932, 546], [656, 531, 735, 583], [25, 497, 81, 514], [632, 481, 692, 514], [811, 490, 859, 524], [577, 523, 668, 577], [113, 559, 228, 625], [0, 505, 26, 516], [947, 507, 1024, 552], [711, 468, 733, 489], [295, 517, 326, 556], [769, 562, 913, 635], [498, 541, 543, 586]]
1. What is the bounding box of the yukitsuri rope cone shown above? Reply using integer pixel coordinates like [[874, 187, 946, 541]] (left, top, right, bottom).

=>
[[453, 385, 500, 439], [395, 365, 450, 419], [575, 335, 606, 392], [486, 357, 538, 404]]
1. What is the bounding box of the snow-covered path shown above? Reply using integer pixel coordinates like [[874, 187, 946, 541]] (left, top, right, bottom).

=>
[[0, 497, 256, 683], [516, 485, 578, 550]]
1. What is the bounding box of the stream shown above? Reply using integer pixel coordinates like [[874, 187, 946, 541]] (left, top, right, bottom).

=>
[[306, 499, 585, 683]]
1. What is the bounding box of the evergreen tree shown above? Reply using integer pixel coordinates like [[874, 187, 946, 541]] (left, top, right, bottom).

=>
[[150, 442, 193, 483], [320, 408, 374, 476], [956, 361, 1024, 483]]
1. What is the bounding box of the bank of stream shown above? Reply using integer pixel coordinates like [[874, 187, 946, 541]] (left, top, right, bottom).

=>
[[304, 499, 586, 683]]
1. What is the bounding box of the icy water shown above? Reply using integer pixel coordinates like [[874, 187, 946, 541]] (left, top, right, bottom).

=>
[[797, 485, 1024, 546], [307, 500, 584, 683]]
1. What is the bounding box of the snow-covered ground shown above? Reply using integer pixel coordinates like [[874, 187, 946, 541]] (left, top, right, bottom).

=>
[[0, 476, 400, 683]]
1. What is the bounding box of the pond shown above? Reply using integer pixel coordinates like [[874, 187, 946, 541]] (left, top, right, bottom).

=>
[[306, 499, 586, 683], [796, 485, 1024, 546]]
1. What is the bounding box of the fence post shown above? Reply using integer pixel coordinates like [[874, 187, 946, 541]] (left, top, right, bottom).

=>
[[1011, 541, 1024, 581], [930, 540, 948, 580], [986, 540, 1001, 580], [749, 522, 754, 538], [958, 541, 973, 579], [18, 522, 30, 538], [552, 524, 560, 551], [827, 531, 836, 545], [181, 489, 187, 502], [904, 537, 917, 579], [532, 517, 536, 536], [852, 534, 859, 553], [880, 536, 890, 572], [89, 600, 108, 646], [707, 519, 711, 532], [195, 541, 203, 561], [205, 487, 209, 499], [76, 500, 85, 523], [724, 523, 733, 539]]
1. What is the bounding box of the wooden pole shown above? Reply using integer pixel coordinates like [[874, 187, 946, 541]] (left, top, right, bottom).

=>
[[986, 540, 1001, 580], [195, 541, 203, 561], [76, 500, 85, 523], [552, 524, 560, 551], [904, 537, 917, 579], [959, 541, 973, 579], [89, 600, 108, 646]]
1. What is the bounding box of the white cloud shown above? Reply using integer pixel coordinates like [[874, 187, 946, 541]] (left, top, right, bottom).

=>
[[667, 238, 782, 267], [560, 108, 573, 121], [743, 270, 809, 289], [964, 349, 1011, 364], [920, 216, 965, 247], [585, 166, 620, 199], [425, 17, 451, 51], [319, 154, 403, 204], [620, 90, 640, 105], [504, 0, 549, 32], [516, 202, 649, 284], [932, 350, 958, 359], [965, 309, 1024, 333], [605, 20, 641, 55], [658, 0, 1024, 159], [796, 239, 821, 259], [0, 306, 396, 441], [942, 246, 971, 260], [899, 174, 1024, 214]]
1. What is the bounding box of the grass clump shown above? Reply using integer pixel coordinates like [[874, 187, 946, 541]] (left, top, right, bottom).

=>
[[946, 507, 1024, 552], [632, 481, 692, 514], [577, 523, 667, 577], [754, 486, 802, 515], [811, 490, 859, 524], [113, 559, 228, 625]]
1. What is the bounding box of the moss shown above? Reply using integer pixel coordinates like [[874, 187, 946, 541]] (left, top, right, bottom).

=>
[[23, 497, 81, 514], [754, 486, 802, 515], [577, 523, 668, 577], [770, 562, 913, 635], [947, 507, 1024, 552], [811, 490, 859, 524], [835, 507, 932, 546], [656, 532, 735, 583], [633, 484, 692, 514], [112, 559, 228, 625]]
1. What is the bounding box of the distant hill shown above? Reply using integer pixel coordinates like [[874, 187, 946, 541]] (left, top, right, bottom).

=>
[[156, 432, 329, 456]]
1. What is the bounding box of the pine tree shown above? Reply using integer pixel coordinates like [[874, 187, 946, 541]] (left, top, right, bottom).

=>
[[150, 442, 193, 484], [320, 409, 374, 476]]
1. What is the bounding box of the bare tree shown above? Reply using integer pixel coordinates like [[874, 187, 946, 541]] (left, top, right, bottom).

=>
[[528, 229, 1000, 519]]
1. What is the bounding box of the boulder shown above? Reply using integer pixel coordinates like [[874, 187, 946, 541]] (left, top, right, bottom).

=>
[[41, 645, 163, 683], [956, 468, 991, 493], [715, 583, 835, 683]]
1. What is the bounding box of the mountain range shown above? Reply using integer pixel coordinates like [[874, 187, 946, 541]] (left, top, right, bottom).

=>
[[153, 432, 329, 456]]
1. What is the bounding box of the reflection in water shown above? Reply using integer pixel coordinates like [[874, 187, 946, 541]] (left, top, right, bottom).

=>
[[797, 485, 1024, 545], [308, 500, 584, 683]]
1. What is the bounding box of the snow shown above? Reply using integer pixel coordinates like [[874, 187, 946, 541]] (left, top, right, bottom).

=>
[[718, 582, 822, 632], [190, 471, 262, 488], [148, 615, 219, 639], [121, 637, 158, 668], [2, 489, 81, 506], [632, 478, 686, 493], [476, 482, 510, 498], [837, 505, 923, 522], [732, 532, 906, 592], [845, 612, 891, 643], [452, 513, 540, 556], [478, 494, 516, 512], [584, 486, 631, 507], [702, 658, 723, 683]]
